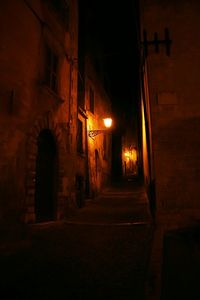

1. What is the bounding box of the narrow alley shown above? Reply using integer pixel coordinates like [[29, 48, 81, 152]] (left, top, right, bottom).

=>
[[0, 179, 153, 300], [1, 1, 200, 300]]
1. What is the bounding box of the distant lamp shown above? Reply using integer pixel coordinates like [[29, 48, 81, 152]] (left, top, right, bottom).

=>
[[89, 117, 113, 138], [124, 151, 130, 158]]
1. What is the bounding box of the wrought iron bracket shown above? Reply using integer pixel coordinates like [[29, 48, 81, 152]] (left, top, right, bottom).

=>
[[88, 129, 109, 138], [142, 28, 172, 57]]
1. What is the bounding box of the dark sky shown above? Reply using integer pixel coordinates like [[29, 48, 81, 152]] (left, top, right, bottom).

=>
[[81, 0, 140, 121]]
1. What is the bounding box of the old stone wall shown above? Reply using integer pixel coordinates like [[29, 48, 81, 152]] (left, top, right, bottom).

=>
[[0, 0, 78, 224], [85, 57, 112, 197]]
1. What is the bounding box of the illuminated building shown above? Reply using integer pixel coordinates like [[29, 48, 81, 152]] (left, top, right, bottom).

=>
[[76, 55, 112, 205]]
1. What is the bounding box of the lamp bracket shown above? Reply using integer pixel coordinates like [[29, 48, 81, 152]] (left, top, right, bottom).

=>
[[142, 28, 172, 56], [89, 129, 108, 138]]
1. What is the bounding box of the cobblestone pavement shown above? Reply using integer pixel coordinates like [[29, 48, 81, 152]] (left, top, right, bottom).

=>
[[0, 180, 154, 300]]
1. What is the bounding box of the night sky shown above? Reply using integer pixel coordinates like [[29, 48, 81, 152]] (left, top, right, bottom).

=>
[[81, 0, 140, 123]]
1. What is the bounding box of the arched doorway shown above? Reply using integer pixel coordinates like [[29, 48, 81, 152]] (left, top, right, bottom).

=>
[[35, 129, 58, 222]]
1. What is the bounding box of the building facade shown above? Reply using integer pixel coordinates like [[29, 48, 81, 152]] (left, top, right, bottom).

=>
[[76, 1, 113, 205], [85, 56, 112, 198], [0, 0, 112, 226], [0, 0, 78, 224], [139, 1, 200, 298], [140, 0, 200, 225], [76, 56, 112, 205]]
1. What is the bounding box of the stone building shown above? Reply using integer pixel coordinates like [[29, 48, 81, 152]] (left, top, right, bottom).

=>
[[76, 1, 112, 205], [0, 0, 78, 224], [139, 1, 200, 298], [76, 55, 112, 206], [140, 0, 200, 227], [85, 56, 112, 198], [0, 0, 112, 226]]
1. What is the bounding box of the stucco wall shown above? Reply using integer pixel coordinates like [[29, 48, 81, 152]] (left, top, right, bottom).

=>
[[141, 0, 200, 216]]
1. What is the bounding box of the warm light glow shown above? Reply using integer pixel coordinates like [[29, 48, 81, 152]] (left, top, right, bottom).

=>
[[123, 147, 138, 176], [103, 118, 112, 128], [88, 117, 113, 138], [124, 151, 130, 158]]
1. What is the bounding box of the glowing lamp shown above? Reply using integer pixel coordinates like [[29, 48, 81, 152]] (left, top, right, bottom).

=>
[[103, 118, 112, 128], [89, 117, 113, 138]]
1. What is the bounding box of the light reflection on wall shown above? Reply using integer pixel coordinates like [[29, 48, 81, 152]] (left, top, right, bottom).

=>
[[141, 99, 149, 184]]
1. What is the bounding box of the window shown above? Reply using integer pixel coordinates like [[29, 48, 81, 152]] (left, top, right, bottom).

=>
[[45, 45, 58, 93], [89, 87, 94, 113], [77, 119, 83, 153]]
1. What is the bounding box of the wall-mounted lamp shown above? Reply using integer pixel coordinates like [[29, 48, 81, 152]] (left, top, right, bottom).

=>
[[89, 118, 113, 138]]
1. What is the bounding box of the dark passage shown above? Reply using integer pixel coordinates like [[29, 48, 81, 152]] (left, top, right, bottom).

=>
[[35, 129, 58, 222]]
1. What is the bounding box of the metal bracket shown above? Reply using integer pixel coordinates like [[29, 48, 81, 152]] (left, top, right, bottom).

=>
[[88, 129, 109, 138], [142, 28, 172, 56]]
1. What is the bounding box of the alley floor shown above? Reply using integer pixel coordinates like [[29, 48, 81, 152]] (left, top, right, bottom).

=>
[[0, 179, 154, 300]]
